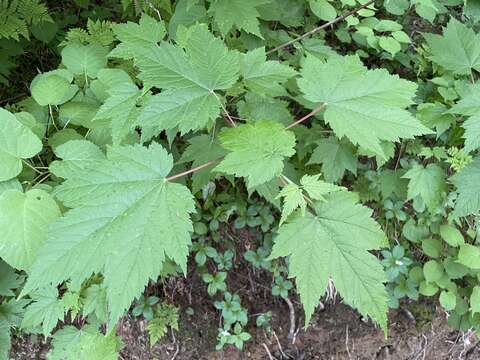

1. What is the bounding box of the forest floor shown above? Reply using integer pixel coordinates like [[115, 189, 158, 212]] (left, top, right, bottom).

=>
[[10, 267, 480, 360]]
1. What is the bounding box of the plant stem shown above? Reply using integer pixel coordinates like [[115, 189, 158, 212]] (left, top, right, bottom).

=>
[[266, 0, 375, 55], [286, 103, 326, 129], [166, 157, 224, 181], [212, 91, 236, 127], [22, 160, 44, 175]]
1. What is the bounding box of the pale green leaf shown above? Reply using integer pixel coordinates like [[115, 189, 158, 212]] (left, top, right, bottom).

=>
[[0, 108, 43, 181], [22, 143, 195, 327], [216, 120, 296, 187], [0, 189, 61, 271], [300, 174, 344, 201], [309, 0, 337, 21], [270, 192, 388, 330], [439, 224, 464, 247], [30, 70, 77, 107], [298, 55, 431, 157], [457, 244, 480, 269], [470, 286, 480, 315], [277, 184, 305, 225], [61, 43, 108, 78]]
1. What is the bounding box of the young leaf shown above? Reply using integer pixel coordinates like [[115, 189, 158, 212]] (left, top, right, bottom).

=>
[[0, 108, 42, 181], [300, 174, 344, 201], [0, 189, 61, 271], [298, 55, 431, 157], [22, 286, 65, 337], [109, 14, 166, 60], [270, 192, 388, 330], [22, 143, 195, 327], [216, 120, 296, 187], [403, 163, 446, 211], [277, 184, 305, 225], [451, 157, 480, 217], [424, 18, 480, 75]]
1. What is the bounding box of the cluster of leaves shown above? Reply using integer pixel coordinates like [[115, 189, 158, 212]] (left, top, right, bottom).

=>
[[1, 0, 480, 357]]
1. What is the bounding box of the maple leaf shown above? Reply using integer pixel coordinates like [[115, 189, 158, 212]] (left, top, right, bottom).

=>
[[448, 84, 480, 153], [451, 157, 480, 217], [240, 47, 297, 96], [109, 14, 166, 60], [424, 18, 480, 75], [208, 0, 270, 37], [135, 24, 239, 139], [22, 143, 195, 327], [270, 192, 388, 330], [215, 120, 296, 187], [298, 55, 431, 157], [94, 83, 143, 145]]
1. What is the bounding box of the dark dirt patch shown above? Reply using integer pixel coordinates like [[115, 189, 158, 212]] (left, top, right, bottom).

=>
[[12, 290, 480, 360], [9, 230, 480, 360]]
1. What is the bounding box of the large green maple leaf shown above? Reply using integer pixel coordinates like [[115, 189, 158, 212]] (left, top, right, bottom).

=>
[[135, 24, 239, 139], [451, 157, 480, 217], [448, 84, 480, 153], [208, 0, 269, 37], [215, 120, 296, 187], [270, 192, 388, 330], [22, 143, 195, 327], [298, 55, 431, 157], [424, 18, 480, 75]]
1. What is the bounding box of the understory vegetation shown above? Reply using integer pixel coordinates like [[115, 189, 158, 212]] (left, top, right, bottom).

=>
[[1, 0, 480, 358]]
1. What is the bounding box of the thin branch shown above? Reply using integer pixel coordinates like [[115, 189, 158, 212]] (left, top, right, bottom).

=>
[[266, 0, 376, 55], [286, 103, 326, 129], [212, 91, 236, 127], [262, 343, 275, 360], [283, 296, 296, 341], [166, 157, 223, 181]]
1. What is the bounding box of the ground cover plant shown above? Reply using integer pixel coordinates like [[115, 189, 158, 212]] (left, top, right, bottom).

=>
[[1, 0, 480, 358]]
